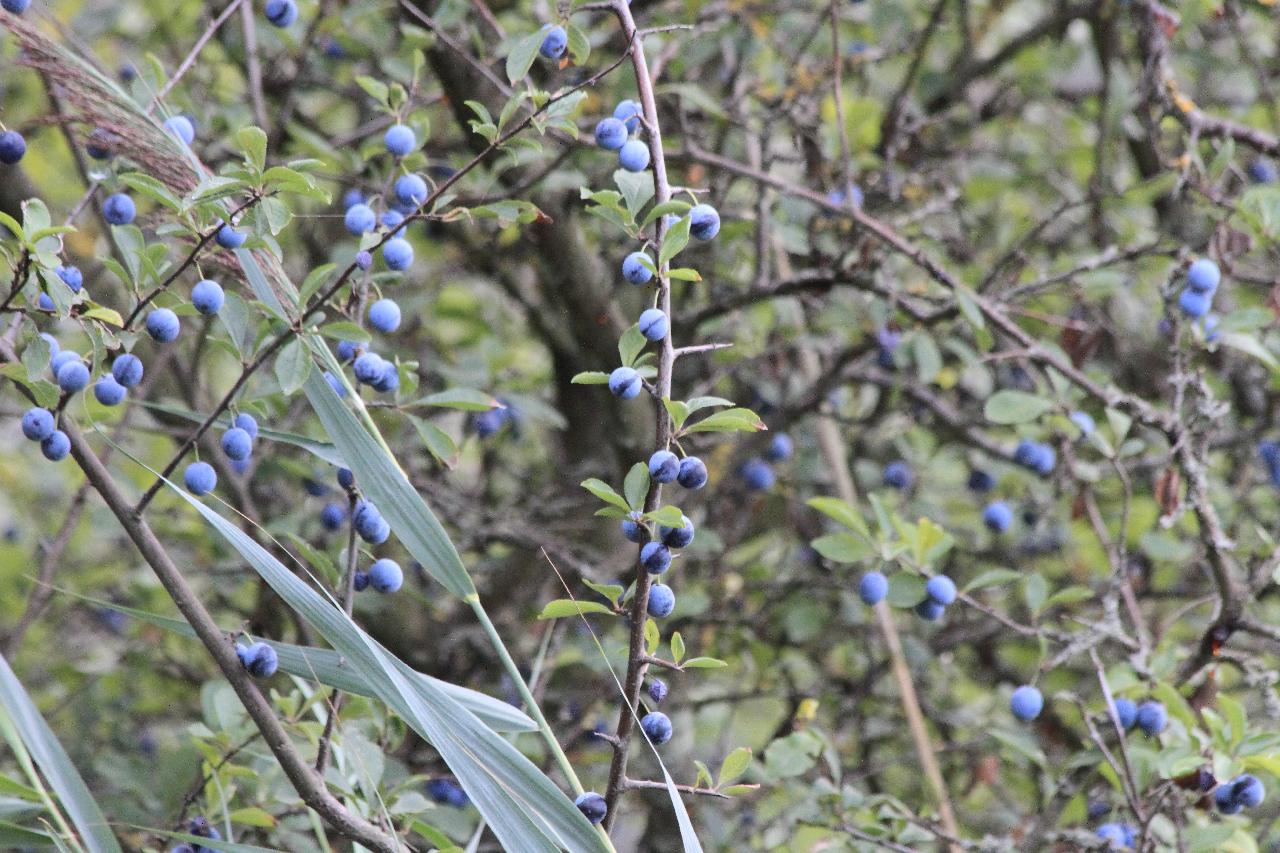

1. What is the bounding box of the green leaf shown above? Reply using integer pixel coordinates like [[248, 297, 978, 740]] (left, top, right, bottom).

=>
[[811, 533, 872, 563], [913, 333, 942, 384], [717, 747, 752, 786], [680, 657, 727, 669], [683, 407, 766, 434], [118, 172, 181, 210], [235, 126, 268, 171], [614, 169, 655, 220], [963, 569, 1023, 592], [416, 388, 499, 411], [645, 505, 685, 527], [641, 200, 692, 228], [618, 325, 647, 367], [582, 579, 624, 604], [666, 267, 702, 282], [273, 338, 311, 395], [0, 652, 122, 852], [658, 215, 691, 268], [806, 497, 869, 535], [1220, 331, 1279, 371], [505, 30, 545, 84], [984, 390, 1054, 424], [670, 632, 685, 663], [316, 321, 370, 344], [537, 600, 615, 620], [355, 75, 390, 105], [81, 304, 124, 327], [571, 371, 610, 385], [581, 478, 631, 512], [623, 462, 650, 510]]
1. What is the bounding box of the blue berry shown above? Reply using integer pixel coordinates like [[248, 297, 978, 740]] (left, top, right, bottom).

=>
[[50, 351, 80, 375], [342, 188, 365, 209], [184, 462, 217, 495], [1249, 158, 1276, 184], [741, 458, 775, 490], [648, 449, 679, 483], [21, 408, 55, 441], [622, 251, 654, 284], [320, 501, 346, 530], [368, 558, 403, 592], [883, 460, 912, 489], [383, 237, 414, 270], [215, 224, 246, 249], [1010, 685, 1043, 721], [614, 100, 641, 133], [37, 293, 55, 312], [1215, 785, 1243, 815], [394, 173, 428, 207], [108, 354, 142, 389], [608, 366, 642, 399], [337, 467, 354, 489], [618, 139, 650, 172], [163, 115, 194, 145], [982, 501, 1012, 533], [640, 541, 671, 574], [238, 641, 278, 677], [925, 575, 957, 606], [1231, 774, 1265, 809], [1096, 824, 1133, 848], [353, 499, 391, 544], [354, 250, 373, 270], [344, 203, 376, 234], [233, 412, 259, 440], [372, 360, 400, 394], [191, 279, 224, 315], [56, 265, 83, 292], [93, 375, 126, 406], [324, 370, 347, 397], [648, 583, 675, 618], [103, 193, 136, 225], [574, 792, 607, 825], [146, 308, 180, 342], [1135, 701, 1167, 736], [352, 570, 369, 592], [56, 361, 90, 393], [764, 433, 793, 461], [1178, 288, 1211, 318], [659, 515, 694, 548], [639, 711, 672, 745], [0, 130, 26, 163], [858, 571, 888, 605], [369, 298, 401, 333], [0, 0, 29, 14], [1069, 411, 1095, 435], [540, 25, 568, 59], [265, 0, 298, 26], [384, 124, 417, 157], [914, 598, 945, 621], [688, 204, 720, 240], [620, 512, 645, 543], [354, 352, 386, 384], [221, 427, 253, 461], [41, 430, 70, 461], [1113, 697, 1137, 730], [595, 117, 628, 150], [638, 308, 668, 342], [380, 209, 407, 237], [676, 456, 707, 489], [1186, 258, 1220, 295], [473, 408, 508, 437], [647, 679, 668, 704]]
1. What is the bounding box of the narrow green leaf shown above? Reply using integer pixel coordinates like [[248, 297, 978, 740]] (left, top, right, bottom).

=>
[[581, 478, 630, 512], [984, 390, 1054, 424], [537, 600, 615, 620], [623, 462, 650, 510]]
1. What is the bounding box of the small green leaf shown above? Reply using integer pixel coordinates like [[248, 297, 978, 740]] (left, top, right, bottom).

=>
[[537, 600, 615, 620], [572, 371, 610, 384], [683, 407, 766, 434], [717, 747, 752, 786], [886, 573, 926, 608], [963, 569, 1023, 592], [811, 533, 872, 563], [317, 321, 370, 343], [645, 506, 685, 527], [581, 478, 630, 511], [505, 30, 545, 84], [984, 390, 1054, 424], [806, 497, 869, 535], [658, 215, 691, 267], [583, 579, 624, 604], [670, 632, 685, 663], [618, 325, 647, 367], [644, 618, 660, 654], [274, 338, 311, 394], [624, 462, 650, 509], [681, 657, 727, 669], [235, 126, 268, 171], [641, 200, 693, 227]]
